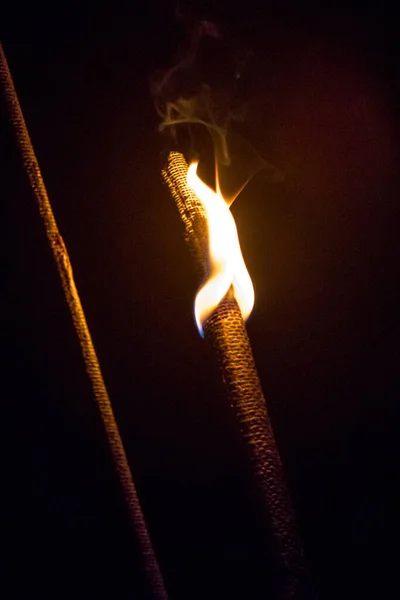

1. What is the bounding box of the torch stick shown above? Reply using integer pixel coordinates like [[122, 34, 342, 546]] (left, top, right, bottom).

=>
[[162, 151, 312, 599], [0, 43, 169, 600]]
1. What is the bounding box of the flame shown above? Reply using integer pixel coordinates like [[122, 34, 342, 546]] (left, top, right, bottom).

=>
[[187, 161, 254, 335]]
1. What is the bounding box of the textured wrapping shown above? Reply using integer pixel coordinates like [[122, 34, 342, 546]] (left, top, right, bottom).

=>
[[163, 151, 312, 599], [204, 292, 308, 599], [1, 44, 168, 600], [162, 151, 209, 280]]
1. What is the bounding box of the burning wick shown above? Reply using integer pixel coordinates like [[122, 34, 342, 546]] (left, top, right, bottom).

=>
[[163, 152, 314, 600], [187, 161, 254, 336]]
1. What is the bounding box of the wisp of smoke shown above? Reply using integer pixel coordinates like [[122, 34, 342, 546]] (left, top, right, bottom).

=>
[[151, 15, 283, 202]]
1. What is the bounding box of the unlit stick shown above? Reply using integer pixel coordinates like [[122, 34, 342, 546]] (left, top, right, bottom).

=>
[[0, 43, 169, 600], [162, 150, 312, 600]]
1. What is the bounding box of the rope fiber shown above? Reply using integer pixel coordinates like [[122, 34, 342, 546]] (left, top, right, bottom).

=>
[[162, 150, 314, 599], [0, 42, 168, 600]]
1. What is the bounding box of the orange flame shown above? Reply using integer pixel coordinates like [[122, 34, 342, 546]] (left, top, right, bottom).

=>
[[187, 161, 254, 335]]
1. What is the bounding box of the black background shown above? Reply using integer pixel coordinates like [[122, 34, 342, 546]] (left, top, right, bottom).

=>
[[1, 2, 399, 599]]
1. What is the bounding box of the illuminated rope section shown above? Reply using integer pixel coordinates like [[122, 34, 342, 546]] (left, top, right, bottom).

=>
[[0, 43, 168, 600], [163, 151, 314, 600]]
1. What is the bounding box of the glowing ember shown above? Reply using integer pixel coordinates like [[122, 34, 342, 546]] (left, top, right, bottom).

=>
[[187, 161, 254, 336]]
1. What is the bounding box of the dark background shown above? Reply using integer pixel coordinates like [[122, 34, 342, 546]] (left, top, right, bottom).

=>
[[1, 2, 399, 599]]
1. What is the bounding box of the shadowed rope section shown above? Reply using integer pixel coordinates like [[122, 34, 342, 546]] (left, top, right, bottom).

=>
[[0, 42, 169, 600]]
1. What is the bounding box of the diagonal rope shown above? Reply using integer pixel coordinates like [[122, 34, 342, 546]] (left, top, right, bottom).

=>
[[0, 42, 169, 600], [163, 151, 315, 600]]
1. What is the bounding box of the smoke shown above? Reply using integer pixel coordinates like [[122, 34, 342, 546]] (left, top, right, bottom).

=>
[[151, 12, 283, 202]]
